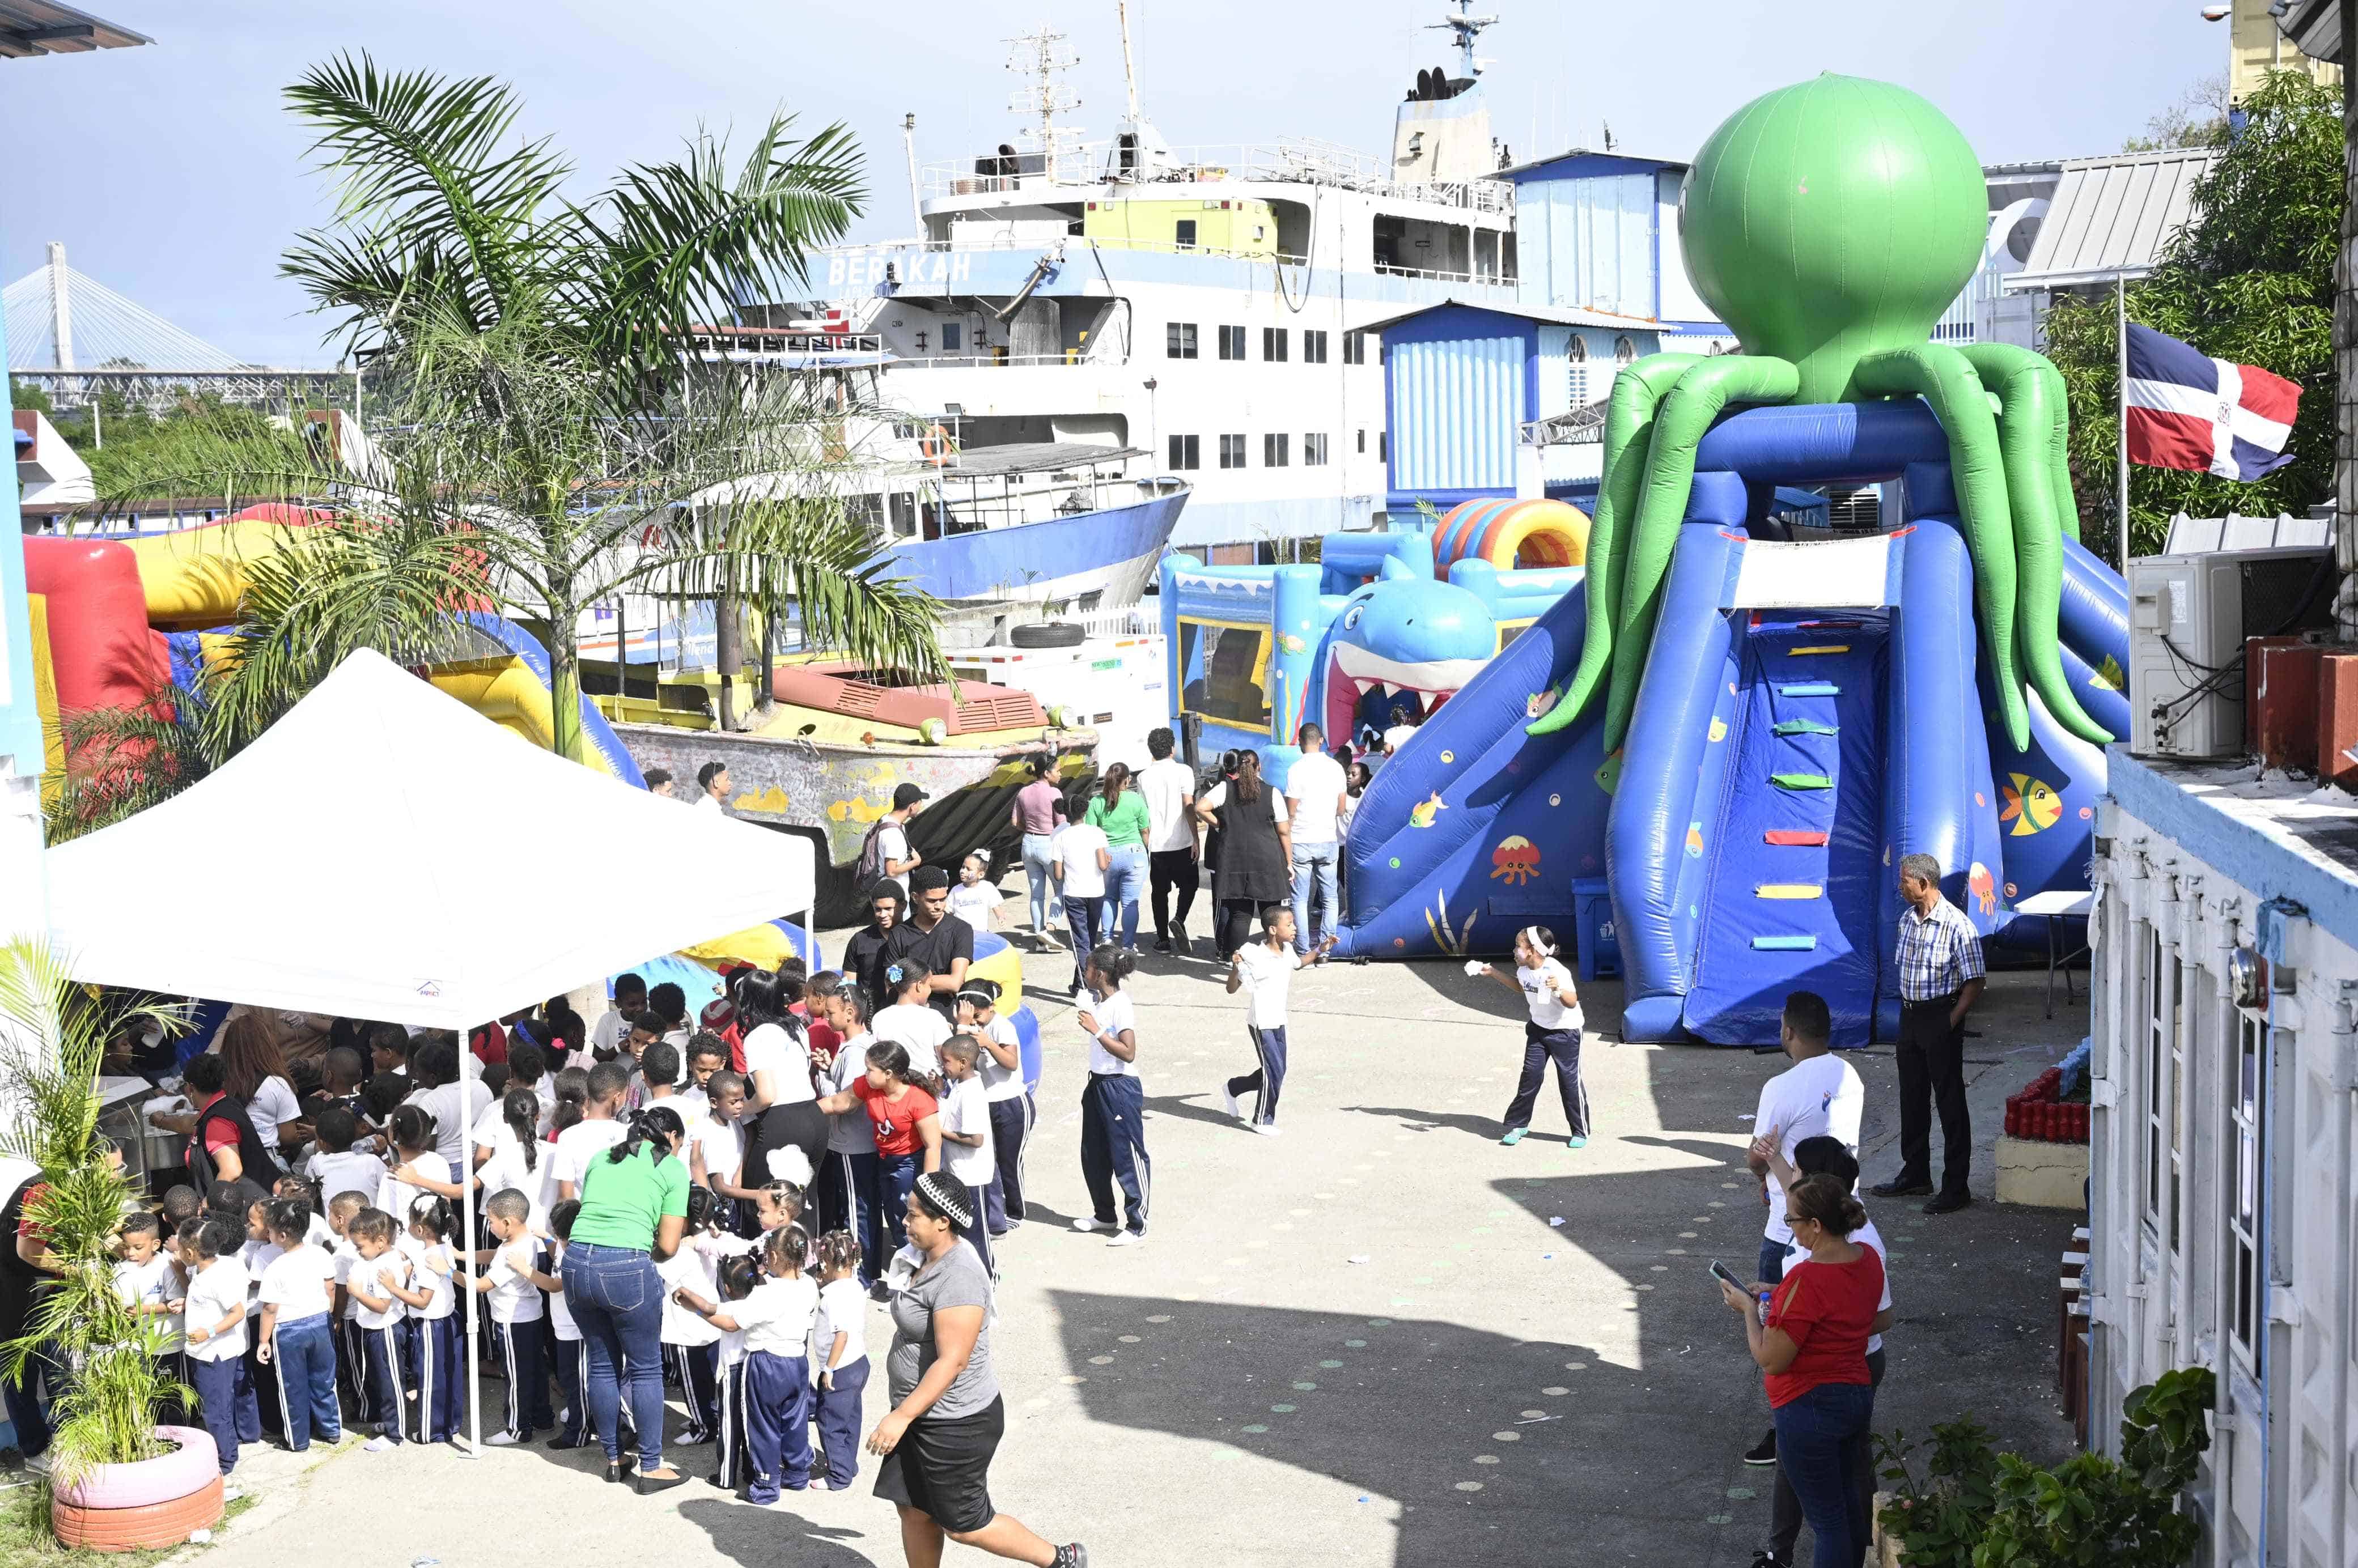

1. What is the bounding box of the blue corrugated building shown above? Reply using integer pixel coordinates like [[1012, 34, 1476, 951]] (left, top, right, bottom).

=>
[[1367, 299, 1661, 516], [1500, 150, 1733, 348]]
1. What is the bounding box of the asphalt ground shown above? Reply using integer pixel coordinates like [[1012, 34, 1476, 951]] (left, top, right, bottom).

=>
[[189, 926, 2084, 1568]]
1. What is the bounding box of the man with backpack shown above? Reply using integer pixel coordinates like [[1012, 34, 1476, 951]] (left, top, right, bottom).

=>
[[854, 783, 928, 887]]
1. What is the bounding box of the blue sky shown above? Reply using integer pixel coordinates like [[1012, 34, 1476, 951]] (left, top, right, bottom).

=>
[[0, 0, 2224, 367]]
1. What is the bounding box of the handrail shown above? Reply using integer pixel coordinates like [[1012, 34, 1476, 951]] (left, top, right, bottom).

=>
[[922, 138, 1516, 216]]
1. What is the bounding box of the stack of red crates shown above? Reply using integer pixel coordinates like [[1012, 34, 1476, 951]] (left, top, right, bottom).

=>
[[2005, 1066, 2089, 1144]]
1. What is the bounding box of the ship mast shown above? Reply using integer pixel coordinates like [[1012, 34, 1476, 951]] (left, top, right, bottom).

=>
[[1427, 0, 1498, 82], [1003, 23, 1082, 182], [1117, 0, 1142, 123]]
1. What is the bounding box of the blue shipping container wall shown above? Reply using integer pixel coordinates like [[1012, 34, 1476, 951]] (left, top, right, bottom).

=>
[[1386, 322, 1526, 494], [1516, 169, 1657, 320]]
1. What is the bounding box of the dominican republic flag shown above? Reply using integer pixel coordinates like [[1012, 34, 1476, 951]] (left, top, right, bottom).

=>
[[2124, 322, 2302, 480]]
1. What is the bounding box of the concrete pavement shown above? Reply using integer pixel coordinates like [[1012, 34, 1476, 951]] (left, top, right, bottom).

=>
[[186, 932, 2084, 1568]]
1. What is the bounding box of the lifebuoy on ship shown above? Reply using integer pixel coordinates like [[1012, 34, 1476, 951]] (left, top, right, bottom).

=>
[[918, 423, 954, 465]]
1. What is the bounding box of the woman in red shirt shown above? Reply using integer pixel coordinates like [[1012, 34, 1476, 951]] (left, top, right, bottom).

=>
[[1719, 1172, 1884, 1568], [816, 1040, 940, 1281]]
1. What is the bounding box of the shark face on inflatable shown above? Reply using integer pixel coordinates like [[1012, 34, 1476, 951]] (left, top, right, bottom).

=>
[[1319, 560, 1498, 742]]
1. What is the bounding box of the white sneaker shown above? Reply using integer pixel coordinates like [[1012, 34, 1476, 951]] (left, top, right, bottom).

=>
[[484, 1430, 522, 1447], [1220, 1087, 1243, 1121], [364, 1435, 399, 1453], [1253, 1123, 1283, 1137], [1071, 1217, 1109, 1234], [1106, 1230, 1145, 1248]]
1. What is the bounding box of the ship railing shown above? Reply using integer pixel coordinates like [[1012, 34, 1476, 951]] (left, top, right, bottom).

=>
[[1068, 603, 1154, 639], [813, 233, 1312, 266], [1371, 260, 1520, 287], [888, 351, 1130, 370], [923, 139, 1516, 215]]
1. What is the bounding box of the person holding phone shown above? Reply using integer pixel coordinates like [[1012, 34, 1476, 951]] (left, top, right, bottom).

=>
[[1746, 1134, 1896, 1568], [1717, 1174, 1884, 1568]]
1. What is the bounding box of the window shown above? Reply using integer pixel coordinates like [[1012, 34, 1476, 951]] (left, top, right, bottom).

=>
[[1167, 322, 1199, 360], [1379, 431, 1388, 462], [2228, 1008, 2268, 1363], [1263, 326, 1288, 362], [1304, 329, 1329, 364], [2143, 926, 2181, 1246], [1218, 325, 1247, 360], [1613, 335, 1636, 366], [1343, 330, 1367, 366], [1303, 432, 1329, 466], [1356, 428, 1367, 454], [1168, 434, 1201, 470], [941, 321, 963, 352], [1175, 218, 1198, 249], [1263, 432, 1290, 467], [1568, 337, 1590, 408], [1219, 434, 1248, 469], [1176, 619, 1273, 725]]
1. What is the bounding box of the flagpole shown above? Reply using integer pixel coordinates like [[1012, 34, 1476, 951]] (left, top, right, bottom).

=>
[[2115, 275, 2130, 576]]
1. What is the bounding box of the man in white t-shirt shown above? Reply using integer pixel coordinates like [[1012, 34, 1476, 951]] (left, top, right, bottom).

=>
[[1138, 727, 1201, 957], [695, 760, 731, 814], [1050, 810, 1112, 986], [1282, 724, 1349, 957], [1739, 989, 1863, 1468], [873, 783, 927, 880]]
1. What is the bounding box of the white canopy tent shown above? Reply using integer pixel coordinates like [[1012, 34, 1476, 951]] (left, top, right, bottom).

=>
[[45, 647, 814, 1449]]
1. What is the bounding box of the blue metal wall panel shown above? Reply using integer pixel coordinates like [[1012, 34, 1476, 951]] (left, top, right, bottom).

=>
[[1385, 330, 1523, 494]]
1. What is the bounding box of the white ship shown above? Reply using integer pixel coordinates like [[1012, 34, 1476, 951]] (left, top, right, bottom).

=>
[[777, 2, 1524, 557]]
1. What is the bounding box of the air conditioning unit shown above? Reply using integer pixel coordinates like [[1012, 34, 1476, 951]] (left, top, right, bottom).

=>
[[2128, 546, 2336, 759]]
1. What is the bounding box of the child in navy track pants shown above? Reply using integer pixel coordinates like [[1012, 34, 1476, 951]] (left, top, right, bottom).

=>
[[676, 1228, 816, 1503], [808, 1233, 871, 1487], [1075, 947, 1150, 1242]]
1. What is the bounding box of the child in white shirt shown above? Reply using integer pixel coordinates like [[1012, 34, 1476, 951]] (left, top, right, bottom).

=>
[[113, 1214, 183, 1403], [657, 1188, 725, 1444], [385, 1195, 460, 1444], [179, 1216, 257, 1474], [1075, 945, 1147, 1243], [956, 979, 1031, 1238], [1223, 904, 1329, 1134], [873, 968, 952, 1079], [468, 1188, 555, 1444], [698, 1252, 761, 1491], [947, 851, 1000, 931], [676, 1226, 818, 1504], [935, 1036, 997, 1274], [340, 1207, 409, 1451], [541, 1200, 591, 1451], [254, 1199, 342, 1451], [1474, 923, 1592, 1149], [807, 1230, 870, 1489]]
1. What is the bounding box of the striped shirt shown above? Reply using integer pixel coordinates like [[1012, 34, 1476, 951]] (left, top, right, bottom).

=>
[[1895, 897, 1985, 1002]]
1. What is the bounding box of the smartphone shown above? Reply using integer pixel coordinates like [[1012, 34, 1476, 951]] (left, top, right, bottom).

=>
[[1708, 1259, 1746, 1292]]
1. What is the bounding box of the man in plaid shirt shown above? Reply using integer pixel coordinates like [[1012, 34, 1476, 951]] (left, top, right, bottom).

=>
[[1874, 853, 1985, 1214]]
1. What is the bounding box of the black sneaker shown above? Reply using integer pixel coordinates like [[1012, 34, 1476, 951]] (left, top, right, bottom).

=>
[[1749, 1552, 1787, 1568], [1053, 1548, 1090, 1568], [1743, 1428, 1777, 1465], [1870, 1176, 1933, 1198], [1923, 1191, 1973, 1216], [1152, 936, 1173, 953]]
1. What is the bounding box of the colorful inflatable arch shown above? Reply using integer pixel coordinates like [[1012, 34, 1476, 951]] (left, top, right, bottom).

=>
[[1432, 498, 1591, 571]]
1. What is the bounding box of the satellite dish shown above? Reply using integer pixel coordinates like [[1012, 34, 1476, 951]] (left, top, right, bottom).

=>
[[2199, 2, 2230, 16]]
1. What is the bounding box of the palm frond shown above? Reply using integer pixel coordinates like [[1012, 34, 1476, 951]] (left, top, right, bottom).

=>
[[48, 690, 222, 845]]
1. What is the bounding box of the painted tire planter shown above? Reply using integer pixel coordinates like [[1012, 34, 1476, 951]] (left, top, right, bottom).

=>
[[50, 1425, 223, 1552]]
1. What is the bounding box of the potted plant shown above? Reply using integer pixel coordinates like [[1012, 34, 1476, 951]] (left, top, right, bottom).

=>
[[0, 938, 213, 1552]]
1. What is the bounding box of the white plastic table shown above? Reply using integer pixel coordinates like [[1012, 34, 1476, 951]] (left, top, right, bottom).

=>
[[2013, 890, 2094, 1018]]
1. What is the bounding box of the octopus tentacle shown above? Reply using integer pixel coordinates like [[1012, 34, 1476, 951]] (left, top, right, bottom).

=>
[[1960, 344, 2111, 745], [2039, 357, 2080, 543], [1855, 345, 2029, 752], [1599, 355, 1801, 751], [1530, 353, 1703, 737]]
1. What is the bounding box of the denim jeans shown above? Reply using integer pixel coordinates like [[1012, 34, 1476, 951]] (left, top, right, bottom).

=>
[[1101, 844, 1147, 947], [1063, 893, 1103, 988], [1290, 840, 1339, 953], [562, 1241, 668, 1472], [1021, 833, 1057, 931], [1771, 1379, 1876, 1568]]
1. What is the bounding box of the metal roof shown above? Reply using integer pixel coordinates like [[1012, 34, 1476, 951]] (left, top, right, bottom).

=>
[[1355, 296, 1664, 335], [939, 441, 1142, 479], [2005, 147, 2218, 291], [1488, 148, 1690, 181], [2278, 0, 2342, 62], [0, 1, 147, 57]]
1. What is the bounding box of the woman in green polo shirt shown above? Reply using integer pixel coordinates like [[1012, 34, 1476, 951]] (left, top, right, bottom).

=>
[[560, 1105, 691, 1491], [1084, 762, 1151, 953]]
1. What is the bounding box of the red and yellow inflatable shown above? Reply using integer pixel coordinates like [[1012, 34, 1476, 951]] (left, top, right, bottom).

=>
[[1432, 498, 1591, 572]]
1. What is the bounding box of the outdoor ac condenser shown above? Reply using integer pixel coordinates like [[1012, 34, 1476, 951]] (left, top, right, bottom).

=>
[[2128, 546, 2335, 759]]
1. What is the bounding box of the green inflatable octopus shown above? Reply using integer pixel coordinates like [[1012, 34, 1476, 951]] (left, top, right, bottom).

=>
[[1528, 74, 2110, 754]]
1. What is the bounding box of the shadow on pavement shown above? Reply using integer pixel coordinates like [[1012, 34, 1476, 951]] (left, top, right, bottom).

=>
[[679, 1494, 872, 1565]]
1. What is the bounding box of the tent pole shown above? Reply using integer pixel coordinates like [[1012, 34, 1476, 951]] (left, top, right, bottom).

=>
[[460, 1030, 482, 1459]]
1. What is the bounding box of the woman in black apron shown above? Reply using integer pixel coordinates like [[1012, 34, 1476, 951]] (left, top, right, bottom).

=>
[[0, 1162, 53, 1459], [1199, 750, 1295, 961]]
